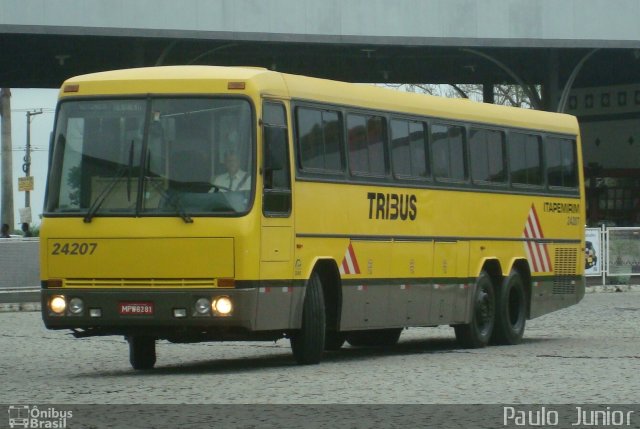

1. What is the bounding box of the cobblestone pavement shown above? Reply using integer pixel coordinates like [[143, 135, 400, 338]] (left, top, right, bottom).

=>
[[1, 293, 638, 406]]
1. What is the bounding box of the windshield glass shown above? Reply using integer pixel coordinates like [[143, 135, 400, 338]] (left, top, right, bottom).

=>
[[46, 98, 254, 218]]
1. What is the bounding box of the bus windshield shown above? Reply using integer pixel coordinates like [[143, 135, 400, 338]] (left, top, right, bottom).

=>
[[46, 97, 254, 219]]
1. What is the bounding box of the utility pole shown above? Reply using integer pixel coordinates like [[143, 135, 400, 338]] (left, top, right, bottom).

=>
[[1, 88, 14, 230], [24, 109, 42, 209]]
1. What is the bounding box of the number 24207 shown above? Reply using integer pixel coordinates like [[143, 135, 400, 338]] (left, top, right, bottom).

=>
[[51, 242, 98, 255]]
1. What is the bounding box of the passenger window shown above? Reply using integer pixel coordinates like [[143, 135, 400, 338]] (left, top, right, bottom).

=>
[[431, 123, 467, 182], [469, 128, 506, 184], [546, 137, 578, 188], [347, 114, 387, 176], [296, 107, 344, 173], [509, 133, 543, 186], [391, 119, 429, 179]]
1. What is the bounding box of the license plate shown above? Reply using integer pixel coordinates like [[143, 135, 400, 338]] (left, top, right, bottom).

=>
[[119, 302, 154, 315]]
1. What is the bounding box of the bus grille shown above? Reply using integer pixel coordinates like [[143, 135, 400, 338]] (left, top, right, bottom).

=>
[[553, 248, 578, 294], [63, 279, 217, 288]]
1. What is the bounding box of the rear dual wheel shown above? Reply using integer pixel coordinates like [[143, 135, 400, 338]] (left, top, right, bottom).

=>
[[492, 270, 527, 345], [454, 270, 495, 348], [455, 268, 528, 348]]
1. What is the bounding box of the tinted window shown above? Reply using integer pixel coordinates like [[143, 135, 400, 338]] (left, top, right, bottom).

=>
[[431, 123, 466, 181], [347, 114, 386, 176], [509, 133, 543, 186], [47, 98, 254, 216], [296, 107, 343, 173], [263, 103, 286, 127], [469, 128, 506, 184], [546, 137, 578, 188], [391, 119, 429, 179], [263, 102, 291, 216]]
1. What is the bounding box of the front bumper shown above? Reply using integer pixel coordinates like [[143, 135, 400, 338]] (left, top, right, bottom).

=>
[[41, 288, 258, 339]]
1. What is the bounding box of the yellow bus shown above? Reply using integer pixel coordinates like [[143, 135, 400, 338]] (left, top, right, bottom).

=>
[[41, 66, 585, 370]]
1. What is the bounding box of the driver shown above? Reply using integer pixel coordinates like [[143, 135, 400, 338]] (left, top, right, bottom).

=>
[[213, 151, 250, 191]]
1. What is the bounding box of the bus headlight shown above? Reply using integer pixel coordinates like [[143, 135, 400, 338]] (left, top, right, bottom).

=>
[[50, 296, 67, 315], [195, 298, 211, 315], [212, 296, 232, 316], [68, 298, 84, 315]]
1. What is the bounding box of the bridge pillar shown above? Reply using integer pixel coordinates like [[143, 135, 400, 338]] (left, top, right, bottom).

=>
[[542, 50, 561, 112], [483, 82, 494, 104]]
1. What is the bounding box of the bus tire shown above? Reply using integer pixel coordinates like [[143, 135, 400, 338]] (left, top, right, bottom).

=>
[[128, 336, 156, 370], [492, 269, 527, 345], [345, 328, 402, 347], [291, 271, 326, 364], [454, 270, 495, 348]]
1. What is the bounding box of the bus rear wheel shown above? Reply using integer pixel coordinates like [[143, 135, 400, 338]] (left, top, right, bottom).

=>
[[454, 270, 495, 348], [291, 271, 326, 364], [492, 270, 527, 345], [127, 335, 156, 370]]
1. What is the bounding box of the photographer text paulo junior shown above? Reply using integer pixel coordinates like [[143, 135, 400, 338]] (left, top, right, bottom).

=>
[[503, 406, 636, 427]]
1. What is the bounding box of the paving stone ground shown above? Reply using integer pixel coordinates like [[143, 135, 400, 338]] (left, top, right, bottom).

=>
[[1, 292, 638, 408]]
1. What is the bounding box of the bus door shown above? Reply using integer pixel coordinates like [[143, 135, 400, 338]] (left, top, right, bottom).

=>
[[257, 100, 294, 330]]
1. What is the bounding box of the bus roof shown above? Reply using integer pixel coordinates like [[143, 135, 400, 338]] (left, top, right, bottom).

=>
[[62, 65, 579, 135], [65, 65, 271, 83], [279, 72, 579, 135]]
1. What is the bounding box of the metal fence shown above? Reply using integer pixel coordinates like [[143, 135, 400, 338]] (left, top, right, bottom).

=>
[[586, 226, 640, 285], [0, 238, 40, 288]]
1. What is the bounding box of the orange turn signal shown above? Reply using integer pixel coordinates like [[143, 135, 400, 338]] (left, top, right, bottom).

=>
[[228, 82, 246, 90], [46, 279, 64, 288], [63, 84, 79, 93], [217, 278, 236, 288]]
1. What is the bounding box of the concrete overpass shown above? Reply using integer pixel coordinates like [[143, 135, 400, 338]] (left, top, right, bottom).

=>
[[1, 0, 639, 107], [1, 0, 639, 225]]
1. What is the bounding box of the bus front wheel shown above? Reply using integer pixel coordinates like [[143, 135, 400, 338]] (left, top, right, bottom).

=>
[[454, 270, 495, 348], [128, 336, 156, 370], [492, 270, 527, 345], [291, 271, 326, 364]]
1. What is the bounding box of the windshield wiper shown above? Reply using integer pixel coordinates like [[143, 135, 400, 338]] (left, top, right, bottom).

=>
[[83, 167, 127, 223], [145, 177, 193, 224], [84, 142, 136, 223]]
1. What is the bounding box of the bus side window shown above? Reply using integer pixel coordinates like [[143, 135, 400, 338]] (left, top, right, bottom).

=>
[[546, 137, 578, 189], [347, 113, 387, 177], [469, 127, 506, 185], [432, 123, 467, 182], [263, 101, 291, 216], [509, 132, 543, 187]]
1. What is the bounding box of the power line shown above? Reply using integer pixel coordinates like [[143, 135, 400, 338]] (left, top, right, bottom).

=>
[[10, 108, 55, 113], [12, 148, 48, 152]]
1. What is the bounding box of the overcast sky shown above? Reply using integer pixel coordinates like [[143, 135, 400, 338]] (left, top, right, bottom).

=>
[[1, 88, 58, 228]]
